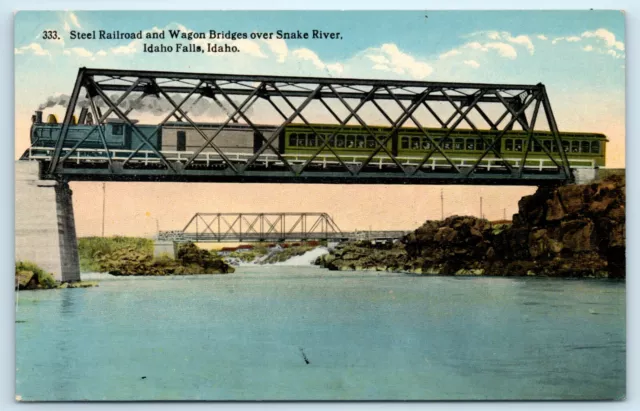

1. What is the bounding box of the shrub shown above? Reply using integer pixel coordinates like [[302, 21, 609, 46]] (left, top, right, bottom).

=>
[[15, 261, 57, 289], [78, 236, 154, 272]]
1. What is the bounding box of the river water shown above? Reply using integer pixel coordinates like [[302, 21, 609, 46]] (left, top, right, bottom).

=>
[[15, 266, 625, 401]]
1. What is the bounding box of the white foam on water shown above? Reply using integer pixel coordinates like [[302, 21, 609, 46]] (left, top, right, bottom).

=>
[[275, 247, 329, 266]]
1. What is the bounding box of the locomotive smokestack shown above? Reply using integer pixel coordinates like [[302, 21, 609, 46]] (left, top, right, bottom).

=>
[[35, 111, 43, 124], [78, 107, 88, 124]]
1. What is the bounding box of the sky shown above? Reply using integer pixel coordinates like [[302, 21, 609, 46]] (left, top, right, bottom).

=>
[[13, 10, 626, 237]]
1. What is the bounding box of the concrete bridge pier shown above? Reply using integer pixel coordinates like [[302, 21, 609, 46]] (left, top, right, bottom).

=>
[[153, 241, 176, 259], [15, 161, 81, 282]]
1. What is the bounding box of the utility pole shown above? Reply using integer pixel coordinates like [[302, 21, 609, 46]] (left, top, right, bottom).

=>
[[480, 196, 483, 219], [503, 208, 506, 221], [101, 182, 106, 237], [440, 189, 444, 220]]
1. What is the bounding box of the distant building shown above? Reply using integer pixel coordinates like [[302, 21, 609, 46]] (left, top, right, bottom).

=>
[[217, 247, 237, 256], [236, 244, 254, 253]]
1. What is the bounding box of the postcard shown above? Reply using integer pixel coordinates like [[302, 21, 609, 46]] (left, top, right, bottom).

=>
[[14, 10, 625, 401]]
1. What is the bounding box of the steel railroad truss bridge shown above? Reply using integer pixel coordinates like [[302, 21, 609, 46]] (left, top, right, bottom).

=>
[[26, 67, 577, 185], [158, 212, 410, 243]]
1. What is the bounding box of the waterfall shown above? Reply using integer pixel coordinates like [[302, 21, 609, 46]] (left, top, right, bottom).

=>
[[274, 247, 330, 266]]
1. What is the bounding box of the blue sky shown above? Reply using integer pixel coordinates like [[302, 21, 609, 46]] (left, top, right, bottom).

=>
[[14, 10, 626, 164]]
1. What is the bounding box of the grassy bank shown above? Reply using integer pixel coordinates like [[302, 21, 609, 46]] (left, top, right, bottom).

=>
[[79, 237, 234, 276], [15, 261, 97, 290], [78, 236, 153, 272]]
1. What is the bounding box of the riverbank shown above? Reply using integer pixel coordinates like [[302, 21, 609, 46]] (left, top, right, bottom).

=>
[[78, 238, 234, 275], [15, 261, 98, 290], [316, 175, 625, 279]]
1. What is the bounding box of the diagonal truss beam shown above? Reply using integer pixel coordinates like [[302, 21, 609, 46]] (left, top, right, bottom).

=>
[[36, 68, 573, 183]]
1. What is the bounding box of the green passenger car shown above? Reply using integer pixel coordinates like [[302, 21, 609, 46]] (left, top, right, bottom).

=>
[[282, 124, 607, 168]]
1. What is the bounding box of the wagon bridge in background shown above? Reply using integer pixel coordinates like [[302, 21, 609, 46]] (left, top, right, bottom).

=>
[[20, 67, 584, 186], [156, 212, 410, 243]]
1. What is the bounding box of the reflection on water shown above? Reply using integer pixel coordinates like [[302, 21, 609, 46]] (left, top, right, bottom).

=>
[[16, 267, 625, 401]]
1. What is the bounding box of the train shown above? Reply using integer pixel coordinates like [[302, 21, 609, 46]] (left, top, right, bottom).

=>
[[27, 109, 608, 168]]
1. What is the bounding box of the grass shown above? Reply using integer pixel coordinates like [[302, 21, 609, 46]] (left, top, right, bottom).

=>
[[78, 236, 153, 272], [15, 260, 57, 289]]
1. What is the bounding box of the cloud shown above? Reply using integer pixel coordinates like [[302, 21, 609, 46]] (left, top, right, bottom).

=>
[[293, 48, 325, 69], [439, 49, 461, 59], [14, 42, 50, 56], [547, 27, 624, 59], [96, 50, 107, 56], [65, 47, 93, 57], [325, 63, 344, 74], [262, 38, 288, 62], [234, 39, 268, 58], [464, 41, 517, 59], [463, 60, 480, 68], [582, 28, 624, 50], [502, 33, 534, 54], [290, 48, 343, 75], [110, 40, 141, 55], [468, 31, 534, 54], [537, 34, 548, 40], [366, 43, 433, 79], [367, 54, 389, 64], [68, 12, 81, 29], [63, 21, 71, 32]]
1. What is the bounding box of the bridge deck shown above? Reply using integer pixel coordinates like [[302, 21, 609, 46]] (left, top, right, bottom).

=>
[[158, 231, 411, 243]]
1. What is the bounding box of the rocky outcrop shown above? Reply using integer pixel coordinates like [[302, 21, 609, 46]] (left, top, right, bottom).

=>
[[94, 242, 235, 276], [316, 242, 410, 272], [316, 175, 625, 278], [15, 260, 98, 290]]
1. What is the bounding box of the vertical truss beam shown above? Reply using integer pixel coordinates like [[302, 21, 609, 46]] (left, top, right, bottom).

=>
[[36, 69, 575, 184]]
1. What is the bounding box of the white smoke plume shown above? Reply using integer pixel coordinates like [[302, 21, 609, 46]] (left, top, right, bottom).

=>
[[36, 93, 253, 118]]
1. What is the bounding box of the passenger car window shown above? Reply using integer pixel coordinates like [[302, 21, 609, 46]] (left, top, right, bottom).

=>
[[514, 139, 523, 151], [467, 139, 475, 150], [581, 141, 590, 153], [112, 124, 124, 136], [505, 139, 513, 151], [367, 136, 376, 148]]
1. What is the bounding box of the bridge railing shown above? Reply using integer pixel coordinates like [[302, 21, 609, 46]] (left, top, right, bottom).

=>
[[157, 230, 411, 242], [24, 147, 596, 170]]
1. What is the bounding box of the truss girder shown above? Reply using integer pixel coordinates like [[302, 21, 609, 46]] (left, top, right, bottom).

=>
[[178, 213, 343, 242], [36, 67, 573, 184]]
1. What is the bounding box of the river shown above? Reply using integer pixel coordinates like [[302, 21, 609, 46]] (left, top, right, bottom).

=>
[[15, 265, 625, 401]]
